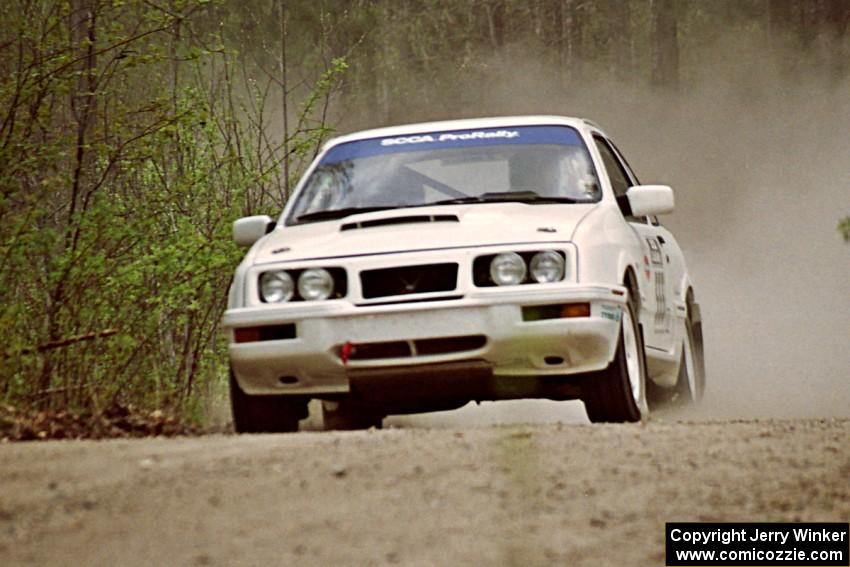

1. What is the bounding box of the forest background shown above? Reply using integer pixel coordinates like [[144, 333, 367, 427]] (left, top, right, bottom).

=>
[[1, 0, 848, 432]]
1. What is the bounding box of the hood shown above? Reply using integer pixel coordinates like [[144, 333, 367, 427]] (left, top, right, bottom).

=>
[[252, 203, 597, 265]]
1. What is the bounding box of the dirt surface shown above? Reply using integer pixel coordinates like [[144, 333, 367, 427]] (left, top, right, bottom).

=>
[[0, 409, 847, 567]]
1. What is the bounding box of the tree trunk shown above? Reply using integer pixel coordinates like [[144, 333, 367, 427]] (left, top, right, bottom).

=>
[[39, 0, 99, 403], [798, 0, 822, 47], [821, 0, 850, 80], [486, 0, 505, 49], [824, 0, 850, 37], [649, 0, 679, 88], [767, 0, 795, 34], [608, 0, 633, 81], [278, 0, 290, 201], [563, 0, 584, 84], [554, 0, 565, 86]]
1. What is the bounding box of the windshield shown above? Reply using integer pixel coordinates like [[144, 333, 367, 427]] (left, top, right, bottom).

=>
[[287, 125, 600, 225]]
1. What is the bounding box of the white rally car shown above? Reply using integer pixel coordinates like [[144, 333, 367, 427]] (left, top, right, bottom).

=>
[[223, 116, 705, 432]]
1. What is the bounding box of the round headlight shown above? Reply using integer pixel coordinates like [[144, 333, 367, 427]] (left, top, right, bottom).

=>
[[490, 252, 527, 286], [298, 268, 334, 301], [530, 251, 566, 283], [260, 270, 294, 302]]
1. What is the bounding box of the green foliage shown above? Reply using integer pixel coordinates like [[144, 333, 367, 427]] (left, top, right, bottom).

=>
[[0, 0, 346, 419], [839, 216, 850, 243]]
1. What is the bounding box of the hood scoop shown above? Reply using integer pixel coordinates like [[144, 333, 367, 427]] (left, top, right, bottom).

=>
[[340, 214, 459, 232]]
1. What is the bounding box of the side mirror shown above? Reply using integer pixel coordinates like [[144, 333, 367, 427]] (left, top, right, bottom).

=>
[[233, 215, 275, 247], [624, 185, 675, 217]]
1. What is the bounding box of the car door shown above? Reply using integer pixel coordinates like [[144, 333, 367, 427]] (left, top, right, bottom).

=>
[[592, 135, 676, 353], [633, 215, 680, 352], [646, 214, 688, 332]]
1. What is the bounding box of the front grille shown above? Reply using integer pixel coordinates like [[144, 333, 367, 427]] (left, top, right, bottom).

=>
[[360, 263, 458, 299]]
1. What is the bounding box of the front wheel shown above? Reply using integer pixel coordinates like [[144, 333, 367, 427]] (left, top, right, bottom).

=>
[[582, 299, 648, 423], [229, 370, 307, 433]]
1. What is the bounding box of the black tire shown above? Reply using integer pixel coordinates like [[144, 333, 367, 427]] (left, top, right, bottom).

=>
[[686, 293, 706, 402], [582, 298, 648, 423], [322, 400, 383, 431], [229, 370, 307, 433]]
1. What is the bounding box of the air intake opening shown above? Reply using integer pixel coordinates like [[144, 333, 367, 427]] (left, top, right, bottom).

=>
[[338, 335, 487, 361], [415, 335, 487, 355], [341, 214, 458, 231], [346, 341, 412, 360]]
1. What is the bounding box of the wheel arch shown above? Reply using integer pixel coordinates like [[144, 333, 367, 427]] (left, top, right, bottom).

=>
[[622, 266, 641, 312], [684, 284, 701, 325]]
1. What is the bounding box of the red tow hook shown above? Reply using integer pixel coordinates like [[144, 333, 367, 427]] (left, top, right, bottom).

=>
[[341, 341, 354, 366]]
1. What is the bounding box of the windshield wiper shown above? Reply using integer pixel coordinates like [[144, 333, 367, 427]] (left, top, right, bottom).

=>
[[426, 191, 580, 206], [296, 192, 582, 222], [296, 206, 396, 223]]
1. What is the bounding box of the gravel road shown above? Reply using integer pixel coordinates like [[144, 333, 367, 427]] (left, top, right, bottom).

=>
[[0, 410, 847, 566]]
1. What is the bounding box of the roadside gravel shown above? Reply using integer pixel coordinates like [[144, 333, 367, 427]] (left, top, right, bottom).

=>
[[0, 418, 847, 566]]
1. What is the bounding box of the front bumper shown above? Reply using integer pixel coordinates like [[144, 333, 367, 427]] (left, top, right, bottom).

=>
[[224, 285, 626, 396]]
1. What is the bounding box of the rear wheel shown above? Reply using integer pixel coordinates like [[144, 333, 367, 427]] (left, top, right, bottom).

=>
[[648, 292, 706, 407], [229, 370, 307, 433], [582, 298, 648, 423], [683, 293, 706, 402], [322, 400, 383, 431]]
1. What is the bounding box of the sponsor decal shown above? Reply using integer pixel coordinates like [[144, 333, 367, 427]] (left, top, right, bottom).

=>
[[380, 130, 520, 146], [600, 304, 622, 322], [647, 237, 663, 266], [647, 237, 671, 334]]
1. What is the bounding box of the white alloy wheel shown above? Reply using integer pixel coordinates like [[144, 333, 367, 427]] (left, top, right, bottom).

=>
[[583, 296, 648, 423], [621, 306, 648, 416]]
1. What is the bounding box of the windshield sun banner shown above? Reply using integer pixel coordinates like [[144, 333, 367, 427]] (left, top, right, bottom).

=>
[[321, 125, 585, 164]]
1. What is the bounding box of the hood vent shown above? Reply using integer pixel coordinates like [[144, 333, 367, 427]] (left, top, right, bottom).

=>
[[341, 214, 459, 232]]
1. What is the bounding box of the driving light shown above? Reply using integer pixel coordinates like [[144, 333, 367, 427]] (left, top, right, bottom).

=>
[[260, 270, 294, 303], [490, 252, 526, 286], [298, 268, 334, 300], [530, 251, 566, 283]]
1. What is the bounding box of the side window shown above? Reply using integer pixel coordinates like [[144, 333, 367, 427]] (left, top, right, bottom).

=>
[[608, 140, 641, 185], [593, 135, 648, 224], [592, 136, 631, 198]]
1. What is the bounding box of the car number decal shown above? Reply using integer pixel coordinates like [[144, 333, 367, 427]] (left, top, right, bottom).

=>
[[646, 238, 671, 334]]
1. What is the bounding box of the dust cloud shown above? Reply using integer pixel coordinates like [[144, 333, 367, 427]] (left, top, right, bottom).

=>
[[372, 31, 849, 424]]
